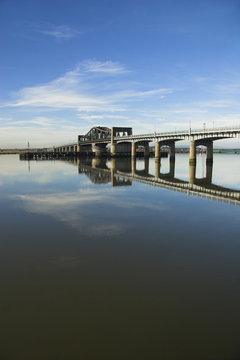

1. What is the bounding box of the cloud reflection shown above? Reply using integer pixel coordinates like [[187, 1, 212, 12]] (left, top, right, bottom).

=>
[[10, 186, 167, 237]]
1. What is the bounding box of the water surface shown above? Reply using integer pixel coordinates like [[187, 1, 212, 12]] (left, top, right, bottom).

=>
[[0, 154, 240, 360]]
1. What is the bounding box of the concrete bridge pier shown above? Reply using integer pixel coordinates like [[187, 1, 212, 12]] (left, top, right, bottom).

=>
[[111, 142, 131, 156], [169, 142, 175, 161], [110, 143, 116, 157], [155, 141, 160, 160], [143, 142, 149, 157], [131, 142, 136, 158], [92, 143, 107, 157], [77, 144, 85, 154], [189, 140, 196, 164], [206, 141, 213, 163]]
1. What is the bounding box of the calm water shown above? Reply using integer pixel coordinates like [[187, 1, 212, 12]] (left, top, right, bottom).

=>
[[0, 154, 240, 360]]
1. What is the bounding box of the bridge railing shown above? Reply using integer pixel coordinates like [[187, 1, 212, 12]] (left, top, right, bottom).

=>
[[54, 142, 78, 148], [114, 126, 240, 140]]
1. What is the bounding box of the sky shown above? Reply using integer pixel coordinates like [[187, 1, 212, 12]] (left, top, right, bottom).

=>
[[0, 0, 240, 148]]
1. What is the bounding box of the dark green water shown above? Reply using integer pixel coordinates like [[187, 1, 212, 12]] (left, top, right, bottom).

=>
[[0, 154, 240, 360]]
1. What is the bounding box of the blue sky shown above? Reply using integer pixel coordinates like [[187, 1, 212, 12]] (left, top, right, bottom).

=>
[[1, 0, 240, 148]]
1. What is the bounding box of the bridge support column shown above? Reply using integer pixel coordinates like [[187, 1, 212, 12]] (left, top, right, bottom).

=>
[[111, 143, 116, 157], [144, 142, 149, 157], [77, 144, 85, 154], [155, 141, 160, 160], [111, 143, 131, 156], [189, 140, 196, 164], [131, 142, 136, 158], [169, 142, 175, 161], [92, 143, 107, 157], [110, 127, 116, 157], [206, 141, 213, 164]]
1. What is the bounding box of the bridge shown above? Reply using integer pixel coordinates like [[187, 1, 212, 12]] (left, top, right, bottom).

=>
[[54, 125, 240, 164], [59, 157, 240, 206]]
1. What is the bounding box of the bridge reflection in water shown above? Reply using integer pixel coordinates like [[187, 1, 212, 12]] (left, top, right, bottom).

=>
[[62, 157, 240, 206]]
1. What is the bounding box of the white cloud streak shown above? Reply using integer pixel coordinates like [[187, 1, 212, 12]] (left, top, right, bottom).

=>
[[4, 61, 170, 114], [82, 59, 128, 74], [38, 24, 82, 40]]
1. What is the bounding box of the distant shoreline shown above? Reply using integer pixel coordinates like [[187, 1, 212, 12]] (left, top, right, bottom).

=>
[[1, 149, 240, 155]]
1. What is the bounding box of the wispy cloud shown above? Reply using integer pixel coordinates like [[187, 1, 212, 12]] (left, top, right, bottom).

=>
[[0, 116, 12, 122], [9, 116, 58, 127], [38, 24, 82, 40], [197, 99, 234, 108], [4, 60, 171, 114], [214, 82, 240, 95], [110, 88, 172, 101], [82, 59, 128, 74]]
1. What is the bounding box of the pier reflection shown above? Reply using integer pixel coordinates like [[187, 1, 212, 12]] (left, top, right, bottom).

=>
[[77, 158, 132, 187], [66, 157, 240, 205], [24, 155, 240, 205]]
